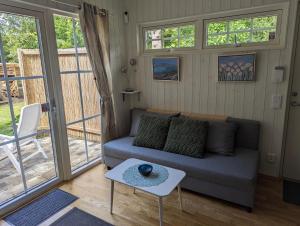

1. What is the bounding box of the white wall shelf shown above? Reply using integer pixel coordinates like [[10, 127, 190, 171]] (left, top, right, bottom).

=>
[[121, 90, 141, 102]]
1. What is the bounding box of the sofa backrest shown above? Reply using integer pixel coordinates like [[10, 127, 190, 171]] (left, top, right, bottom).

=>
[[147, 109, 227, 121], [181, 112, 227, 121], [139, 109, 260, 150], [226, 117, 260, 150]]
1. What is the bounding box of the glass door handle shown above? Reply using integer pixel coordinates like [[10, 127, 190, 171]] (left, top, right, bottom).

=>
[[41, 101, 56, 113], [41, 102, 50, 112], [291, 101, 300, 107]]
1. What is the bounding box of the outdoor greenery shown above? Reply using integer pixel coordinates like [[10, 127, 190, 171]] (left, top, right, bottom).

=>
[[146, 24, 195, 50], [145, 15, 278, 49], [207, 15, 277, 46], [0, 13, 84, 63], [0, 101, 24, 136]]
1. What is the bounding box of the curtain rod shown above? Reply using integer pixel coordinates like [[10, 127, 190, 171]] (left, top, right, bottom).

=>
[[51, 0, 81, 9], [50, 0, 110, 15]]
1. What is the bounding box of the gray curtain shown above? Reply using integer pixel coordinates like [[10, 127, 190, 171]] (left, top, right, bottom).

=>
[[79, 3, 117, 142]]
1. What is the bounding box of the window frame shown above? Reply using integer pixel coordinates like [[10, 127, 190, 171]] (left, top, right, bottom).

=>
[[138, 2, 289, 55], [143, 22, 197, 53], [203, 10, 283, 49]]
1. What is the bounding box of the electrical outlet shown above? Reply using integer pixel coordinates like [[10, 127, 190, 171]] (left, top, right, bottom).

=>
[[267, 153, 277, 163]]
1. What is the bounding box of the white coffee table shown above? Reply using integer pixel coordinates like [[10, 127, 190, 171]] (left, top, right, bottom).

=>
[[105, 158, 186, 226]]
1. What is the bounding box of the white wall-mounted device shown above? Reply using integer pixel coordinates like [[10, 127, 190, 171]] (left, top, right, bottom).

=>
[[124, 11, 129, 24], [272, 66, 285, 83], [271, 95, 283, 109]]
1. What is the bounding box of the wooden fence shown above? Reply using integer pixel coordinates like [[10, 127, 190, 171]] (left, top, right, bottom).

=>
[[0, 63, 21, 99], [17, 49, 101, 142]]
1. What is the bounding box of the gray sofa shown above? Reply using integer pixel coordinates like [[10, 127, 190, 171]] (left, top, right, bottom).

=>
[[103, 110, 260, 211]]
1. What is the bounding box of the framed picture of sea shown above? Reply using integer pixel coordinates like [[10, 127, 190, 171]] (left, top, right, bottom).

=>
[[218, 53, 256, 81], [152, 57, 180, 81]]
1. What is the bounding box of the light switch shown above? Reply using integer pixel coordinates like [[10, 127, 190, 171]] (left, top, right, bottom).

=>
[[272, 66, 284, 83], [271, 95, 282, 109]]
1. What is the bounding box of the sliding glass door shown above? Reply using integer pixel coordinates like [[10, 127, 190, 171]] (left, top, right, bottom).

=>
[[0, 4, 59, 208], [53, 14, 102, 172], [0, 3, 103, 215]]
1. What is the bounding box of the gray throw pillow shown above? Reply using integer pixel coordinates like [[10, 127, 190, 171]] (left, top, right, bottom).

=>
[[163, 117, 208, 158], [226, 117, 260, 150], [133, 115, 171, 150], [129, 108, 179, 136], [206, 121, 238, 155]]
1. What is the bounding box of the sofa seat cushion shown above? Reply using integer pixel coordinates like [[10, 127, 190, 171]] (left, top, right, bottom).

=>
[[103, 137, 259, 191]]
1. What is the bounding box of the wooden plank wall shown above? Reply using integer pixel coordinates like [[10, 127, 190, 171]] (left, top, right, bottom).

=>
[[124, 0, 298, 177]]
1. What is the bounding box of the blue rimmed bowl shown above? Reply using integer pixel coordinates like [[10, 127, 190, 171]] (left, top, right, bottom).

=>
[[138, 164, 153, 177]]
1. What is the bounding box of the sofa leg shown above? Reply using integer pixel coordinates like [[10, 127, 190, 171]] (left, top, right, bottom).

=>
[[246, 207, 253, 213]]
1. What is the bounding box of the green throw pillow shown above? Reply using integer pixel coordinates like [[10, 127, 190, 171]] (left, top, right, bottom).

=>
[[163, 117, 208, 158], [133, 115, 171, 150]]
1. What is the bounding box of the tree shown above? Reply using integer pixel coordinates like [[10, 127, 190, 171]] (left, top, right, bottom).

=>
[[0, 13, 84, 63], [0, 14, 38, 63]]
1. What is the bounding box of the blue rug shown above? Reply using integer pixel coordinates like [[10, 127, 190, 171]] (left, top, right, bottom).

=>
[[50, 208, 113, 226], [4, 189, 78, 226]]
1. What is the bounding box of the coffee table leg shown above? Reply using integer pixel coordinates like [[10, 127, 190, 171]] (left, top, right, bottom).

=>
[[178, 185, 182, 210], [158, 197, 163, 226], [110, 180, 114, 214], [133, 187, 136, 194]]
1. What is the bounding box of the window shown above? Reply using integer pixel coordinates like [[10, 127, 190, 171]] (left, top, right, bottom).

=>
[[144, 24, 195, 50], [205, 12, 280, 48]]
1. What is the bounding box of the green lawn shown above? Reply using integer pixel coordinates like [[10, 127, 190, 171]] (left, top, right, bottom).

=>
[[0, 101, 25, 136]]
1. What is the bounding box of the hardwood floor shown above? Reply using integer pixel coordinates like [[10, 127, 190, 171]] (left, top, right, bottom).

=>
[[54, 164, 300, 226]]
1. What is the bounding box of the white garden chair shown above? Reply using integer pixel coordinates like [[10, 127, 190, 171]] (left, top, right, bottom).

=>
[[0, 103, 47, 174]]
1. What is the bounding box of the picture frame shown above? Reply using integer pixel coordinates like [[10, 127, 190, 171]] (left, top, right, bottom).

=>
[[152, 57, 180, 81], [218, 53, 256, 81]]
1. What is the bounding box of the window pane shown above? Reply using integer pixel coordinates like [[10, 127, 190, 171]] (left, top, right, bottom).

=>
[[229, 32, 251, 43], [146, 29, 161, 40], [0, 140, 24, 204], [179, 25, 195, 37], [61, 74, 82, 123], [74, 19, 85, 48], [207, 35, 227, 46], [146, 39, 162, 49], [207, 22, 227, 34], [85, 117, 101, 161], [253, 30, 275, 42], [229, 18, 251, 31], [0, 13, 44, 78], [163, 27, 178, 39], [163, 38, 178, 48], [179, 36, 194, 47], [67, 122, 87, 170], [54, 15, 74, 49], [253, 16, 277, 28], [81, 73, 101, 118]]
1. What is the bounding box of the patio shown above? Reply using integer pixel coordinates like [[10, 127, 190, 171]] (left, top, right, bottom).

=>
[[0, 136, 101, 204]]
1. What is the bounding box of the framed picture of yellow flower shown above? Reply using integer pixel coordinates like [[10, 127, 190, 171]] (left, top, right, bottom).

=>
[[218, 53, 256, 81]]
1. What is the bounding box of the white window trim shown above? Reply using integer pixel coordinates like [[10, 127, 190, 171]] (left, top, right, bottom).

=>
[[143, 22, 197, 53], [137, 2, 289, 56], [203, 10, 282, 49]]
